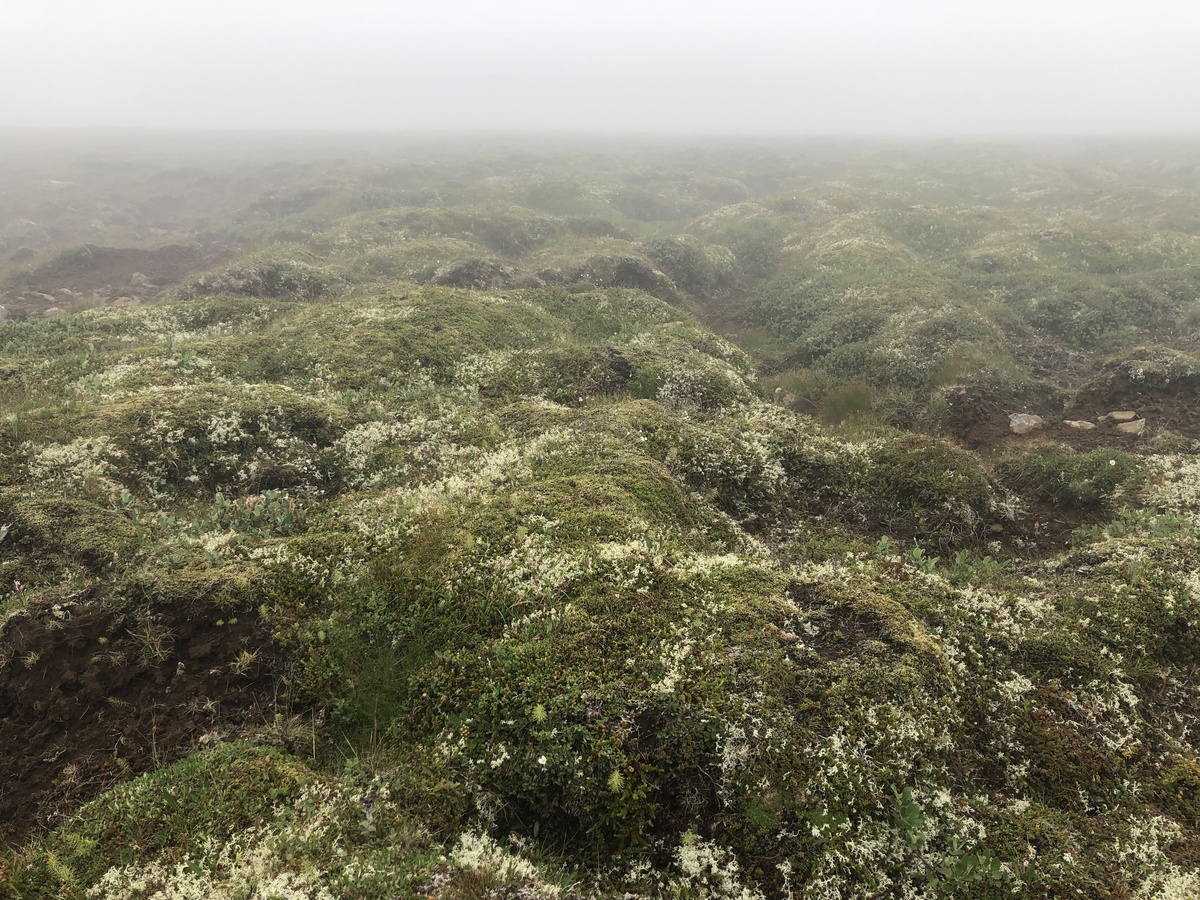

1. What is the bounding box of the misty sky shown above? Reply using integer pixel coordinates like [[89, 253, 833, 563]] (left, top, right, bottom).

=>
[[3, 0, 1198, 135]]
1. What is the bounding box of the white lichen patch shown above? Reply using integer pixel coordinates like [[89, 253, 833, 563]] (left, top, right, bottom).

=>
[[1143, 456, 1200, 512], [25, 435, 125, 495]]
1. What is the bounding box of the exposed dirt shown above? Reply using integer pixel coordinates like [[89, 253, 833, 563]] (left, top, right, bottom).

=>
[[1070, 372, 1200, 443], [3, 243, 232, 318], [0, 592, 280, 844], [1004, 502, 1089, 557], [941, 378, 1200, 556], [780, 581, 859, 654], [945, 378, 1200, 457]]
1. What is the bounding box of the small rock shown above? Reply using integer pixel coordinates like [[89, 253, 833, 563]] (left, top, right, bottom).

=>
[[42, 306, 64, 317], [773, 387, 797, 407], [1116, 419, 1146, 435], [1065, 420, 1096, 430], [130, 272, 153, 288], [1009, 413, 1046, 434], [1108, 410, 1138, 422]]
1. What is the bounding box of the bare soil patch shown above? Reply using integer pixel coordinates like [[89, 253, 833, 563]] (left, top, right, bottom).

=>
[[946, 378, 1200, 456], [1068, 373, 1200, 443], [0, 592, 279, 844]]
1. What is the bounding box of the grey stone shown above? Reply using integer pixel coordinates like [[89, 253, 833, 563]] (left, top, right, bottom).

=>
[[1009, 413, 1046, 434]]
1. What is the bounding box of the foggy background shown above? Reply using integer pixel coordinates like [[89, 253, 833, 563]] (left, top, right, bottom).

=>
[[3, 0, 1198, 135]]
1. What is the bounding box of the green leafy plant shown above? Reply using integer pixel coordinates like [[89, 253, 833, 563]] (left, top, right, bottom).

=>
[[907, 546, 940, 573], [892, 787, 928, 850], [210, 489, 301, 536]]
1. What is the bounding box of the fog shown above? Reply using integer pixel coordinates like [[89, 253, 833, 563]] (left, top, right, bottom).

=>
[[3, 0, 1199, 135]]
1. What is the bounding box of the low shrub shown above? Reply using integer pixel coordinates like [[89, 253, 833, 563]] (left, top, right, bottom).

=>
[[992, 444, 1145, 513], [180, 252, 337, 300]]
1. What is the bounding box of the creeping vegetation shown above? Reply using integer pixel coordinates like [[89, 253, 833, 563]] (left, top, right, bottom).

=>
[[3, 136, 1200, 899]]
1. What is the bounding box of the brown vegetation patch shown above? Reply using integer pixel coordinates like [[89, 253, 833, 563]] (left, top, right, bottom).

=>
[[23, 244, 228, 293], [6, 243, 232, 317]]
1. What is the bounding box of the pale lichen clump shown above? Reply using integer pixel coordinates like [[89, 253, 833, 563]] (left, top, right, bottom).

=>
[[89, 837, 339, 900], [670, 835, 764, 900], [450, 830, 546, 888], [24, 435, 125, 496], [1143, 455, 1200, 514]]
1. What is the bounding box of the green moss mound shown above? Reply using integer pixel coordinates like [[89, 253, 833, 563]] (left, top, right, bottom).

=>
[[11, 744, 319, 896]]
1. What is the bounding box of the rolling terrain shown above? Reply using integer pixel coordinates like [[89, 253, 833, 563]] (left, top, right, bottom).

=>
[[2, 133, 1199, 899]]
